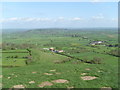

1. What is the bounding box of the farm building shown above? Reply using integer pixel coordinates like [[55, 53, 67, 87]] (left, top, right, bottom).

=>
[[90, 41, 105, 45], [49, 47, 55, 51], [43, 47, 64, 53], [58, 50, 64, 53], [53, 50, 64, 53]]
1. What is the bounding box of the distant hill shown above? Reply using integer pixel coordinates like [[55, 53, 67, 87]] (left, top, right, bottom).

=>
[[2, 27, 117, 34], [2, 29, 29, 34]]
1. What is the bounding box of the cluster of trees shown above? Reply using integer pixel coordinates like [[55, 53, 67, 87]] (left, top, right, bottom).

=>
[[106, 44, 118, 47], [6, 55, 29, 59], [6, 55, 19, 58], [84, 57, 102, 64], [2, 43, 35, 50], [25, 56, 32, 65], [64, 47, 88, 54], [108, 49, 119, 57], [71, 34, 81, 37]]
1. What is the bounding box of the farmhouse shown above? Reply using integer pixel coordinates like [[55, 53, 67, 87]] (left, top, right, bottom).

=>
[[49, 47, 55, 51], [90, 41, 105, 45], [43, 47, 64, 53], [58, 50, 64, 53]]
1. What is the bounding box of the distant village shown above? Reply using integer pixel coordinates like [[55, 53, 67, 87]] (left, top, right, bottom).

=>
[[89, 41, 118, 47], [89, 41, 105, 45], [43, 47, 64, 53], [80, 36, 117, 47], [42, 38, 118, 54], [43, 40, 118, 53]]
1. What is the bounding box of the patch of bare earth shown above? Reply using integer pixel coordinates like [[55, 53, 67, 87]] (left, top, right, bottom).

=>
[[98, 70, 102, 72], [81, 76, 97, 80], [50, 69, 56, 72], [54, 60, 62, 64], [81, 73, 87, 75], [8, 77, 11, 79], [44, 73, 53, 75], [67, 86, 74, 89], [85, 68, 90, 71], [101, 87, 112, 90], [0, 75, 3, 78], [29, 81, 35, 84], [32, 72, 37, 74], [38, 81, 53, 87], [13, 85, 25, 88], [51, 79, 69, 83]]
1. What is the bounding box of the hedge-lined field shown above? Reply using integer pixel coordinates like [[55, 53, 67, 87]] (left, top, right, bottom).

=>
[[2, 28, 118, 88]]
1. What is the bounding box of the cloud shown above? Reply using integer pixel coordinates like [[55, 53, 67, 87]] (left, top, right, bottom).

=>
[[1, 17, 52, 22], [70, 17, 83, 21], [111, 18, 118, 22], [8, 17, 19, 21], [1, 17, 117, 23], [1, 17, 84, 22], [54, 17, 65, 21], [1, 16, 117, 28], [58, 17, 64, 20], [0, 17, 20, 22], [35, 18, 51, 21], [92, 14, 104, 19]]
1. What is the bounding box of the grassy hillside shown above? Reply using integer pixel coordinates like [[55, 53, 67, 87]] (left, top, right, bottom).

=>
[[2, 28, 118, 89], [2, 48, 118, 88]]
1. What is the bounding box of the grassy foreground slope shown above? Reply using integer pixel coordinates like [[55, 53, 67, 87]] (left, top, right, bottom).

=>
[[3, 48, 118, 88], [2, 28, 118, 88]]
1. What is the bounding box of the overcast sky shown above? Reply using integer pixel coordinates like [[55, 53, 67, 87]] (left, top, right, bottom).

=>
[[0, 2, 118, 29]]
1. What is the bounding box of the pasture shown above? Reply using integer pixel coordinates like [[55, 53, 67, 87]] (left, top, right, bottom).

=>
[[2, 51, 29, 67], [1, 28, 118, 89]]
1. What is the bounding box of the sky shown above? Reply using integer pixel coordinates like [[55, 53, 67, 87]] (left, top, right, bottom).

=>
[[0, 2, 118, 29]]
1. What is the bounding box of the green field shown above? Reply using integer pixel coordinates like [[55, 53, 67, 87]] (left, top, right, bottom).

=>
[[2, 51, 29, 67], [2, 28, 118, 89]]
